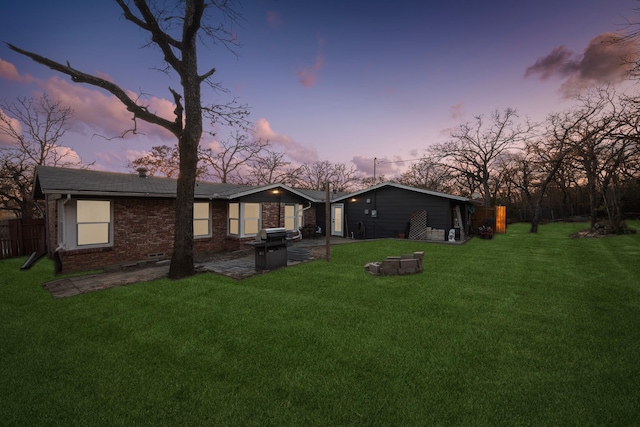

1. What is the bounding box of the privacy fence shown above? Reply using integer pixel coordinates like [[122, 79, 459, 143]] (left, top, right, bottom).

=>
[[0, 218, 46, 259], [471, 206, 507, 233]]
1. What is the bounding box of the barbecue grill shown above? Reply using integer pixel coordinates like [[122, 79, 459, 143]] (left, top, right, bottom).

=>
[[245, 227, 288, 270]]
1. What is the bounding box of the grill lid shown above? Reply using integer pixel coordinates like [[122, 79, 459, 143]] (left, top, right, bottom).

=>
[[256, 227, 287, 241]]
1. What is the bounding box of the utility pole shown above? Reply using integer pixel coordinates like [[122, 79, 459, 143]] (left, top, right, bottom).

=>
[[325, 182, 331, 262], [373, 157, 377, 181]]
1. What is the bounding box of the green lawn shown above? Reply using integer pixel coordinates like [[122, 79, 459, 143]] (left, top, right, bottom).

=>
[[1, 222, 639, 426]]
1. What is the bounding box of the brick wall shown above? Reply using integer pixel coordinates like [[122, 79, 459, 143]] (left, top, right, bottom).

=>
[[51, 197, 319, 274], [56, 198, 238, 274], [262, 202, 280, 228]]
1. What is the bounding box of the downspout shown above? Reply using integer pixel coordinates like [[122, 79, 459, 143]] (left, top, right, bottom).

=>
[[53, 194, 71, 274], [43, 194, 50, 256], [59, 194, 70, 249], [301, 201, 312, 223]]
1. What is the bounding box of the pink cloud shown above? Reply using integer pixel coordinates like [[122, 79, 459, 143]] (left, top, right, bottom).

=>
[[450, 103, 465, 120], [295, 36, 326, 88], [266, 10, 283, 29], [253, 117, 318, 164], [351, 155, 400, 177], [525, 32, 638, 97], [0, 58, 177, 141], [50, 145, 83, 165], [0, 59, 34, 83], [92, 150, 139, 172], [40, 75, 176, 140], [0, 108, 23, 146]]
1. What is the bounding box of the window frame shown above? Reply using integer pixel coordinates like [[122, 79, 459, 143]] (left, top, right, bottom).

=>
[[71, 199, 113, 249], [284, 203, 304, 231], [228, 202, 262, 237], [193, 201, 212, 238]]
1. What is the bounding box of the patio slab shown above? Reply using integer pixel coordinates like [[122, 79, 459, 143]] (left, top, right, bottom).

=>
[[41, 237, 356, 298]]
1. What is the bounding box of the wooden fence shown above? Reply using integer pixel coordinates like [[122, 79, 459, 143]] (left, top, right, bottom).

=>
[[0, 218, 46, 259], [471, 206, 507, 234]]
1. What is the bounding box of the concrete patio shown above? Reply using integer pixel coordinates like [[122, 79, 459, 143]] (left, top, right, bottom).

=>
[[42, 236, 356, 298]]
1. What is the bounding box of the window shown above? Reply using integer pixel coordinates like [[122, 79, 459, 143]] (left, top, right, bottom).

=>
[[229, 203, 240, 235], [76, 200, 111, 246], [244, 203, 260, 235], [193, 202, 211, 238], [284, 204, 304, 231], [228, 202, 261, 237]]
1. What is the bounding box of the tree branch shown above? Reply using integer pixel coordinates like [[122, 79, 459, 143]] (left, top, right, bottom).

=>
[[5, 43, 182, 136]]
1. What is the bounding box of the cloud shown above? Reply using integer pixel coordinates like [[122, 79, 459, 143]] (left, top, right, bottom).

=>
[[0, 58, 177, 141], [351, 155, 402, 177], [525, 32, 638, 97], [253, 117, 318, 164], [294, 36, 326, 88], [266, 10, 283, 29], [450, 103, 465, 121], [0, 59, 34, 83], [50, 145, 83, 165], [40, 75, 176, 140], [0, 108, 23, 146], [91, 149, 142, 172]]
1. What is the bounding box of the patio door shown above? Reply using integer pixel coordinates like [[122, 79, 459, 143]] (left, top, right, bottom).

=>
[[331, 204, 344, 237]]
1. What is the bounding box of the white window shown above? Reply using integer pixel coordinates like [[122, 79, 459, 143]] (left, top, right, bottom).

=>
[[244, 203, 260, 235], [229, 203, 240, 235], [228, 202, 261, 237], [284, 204, 304, 231], [193, 202, 211, 238], [76, 200, 112, 246]]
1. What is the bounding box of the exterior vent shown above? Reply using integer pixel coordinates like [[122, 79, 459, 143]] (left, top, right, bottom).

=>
[[148, 252, 165, 259], [137, 167, 148, 178]]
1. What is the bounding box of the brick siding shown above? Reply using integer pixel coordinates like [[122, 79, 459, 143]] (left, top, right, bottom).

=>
[[49, 197, 317, 274]]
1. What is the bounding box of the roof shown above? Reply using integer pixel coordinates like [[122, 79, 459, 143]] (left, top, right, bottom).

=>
[[33, 167, 467, 204], [332, 181, 469, 203], [33, 166, 317, 201]]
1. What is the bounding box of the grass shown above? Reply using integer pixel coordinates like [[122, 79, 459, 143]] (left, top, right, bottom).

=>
[[1, 221, 639, 426]]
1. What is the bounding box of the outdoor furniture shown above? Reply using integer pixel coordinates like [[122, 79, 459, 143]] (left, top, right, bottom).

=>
[[478, 218, 495, 239], [300, 224, 319, 239]]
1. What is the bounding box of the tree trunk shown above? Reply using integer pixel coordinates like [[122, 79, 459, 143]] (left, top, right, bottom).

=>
[[530, 203, 541, 233], [169, 138, 198, 279], [168, 19, 202, 280], [587, 174, 598, 230]]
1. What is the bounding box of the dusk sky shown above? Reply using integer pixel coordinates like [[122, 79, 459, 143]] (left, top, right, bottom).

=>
[[1, 0, 639, 178]]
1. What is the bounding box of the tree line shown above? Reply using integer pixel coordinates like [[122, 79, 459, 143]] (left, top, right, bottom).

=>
[[3, 84, 639, 236]]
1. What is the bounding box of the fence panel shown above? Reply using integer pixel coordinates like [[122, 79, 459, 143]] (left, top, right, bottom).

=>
[[0, 218, 46, 259], [472, 206, 507, 234]]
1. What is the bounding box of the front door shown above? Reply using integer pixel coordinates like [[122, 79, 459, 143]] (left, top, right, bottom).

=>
[[331, 204, 344, 237]]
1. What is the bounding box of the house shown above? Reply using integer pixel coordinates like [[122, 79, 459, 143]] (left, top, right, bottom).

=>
[[33, 166, 321, 274], [32, 166, 473, 274], [329, 182, 471, 241]]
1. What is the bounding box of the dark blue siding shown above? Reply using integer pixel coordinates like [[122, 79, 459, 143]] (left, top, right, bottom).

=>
[[342, 187, 465, 240]]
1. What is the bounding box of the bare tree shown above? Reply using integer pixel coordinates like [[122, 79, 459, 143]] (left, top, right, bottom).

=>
[[503, 133, 572, 233], [245, 149, 301, 185], [329, 162, 360, 192], [199, 131, 269, 183], [431, 108, 535, 206], [128, 132, 266, 183], [396, 155, 455, 193], [128, 145, 182, 178], [8, 1, 249, 278], [0, 94, 87, 218], [294, 160, 360, 192], [554, 87, 634, 231], [358, 175, 386, 189]]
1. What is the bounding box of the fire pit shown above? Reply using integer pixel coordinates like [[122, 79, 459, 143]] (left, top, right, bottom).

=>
[[364, 252, 424, 276]]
